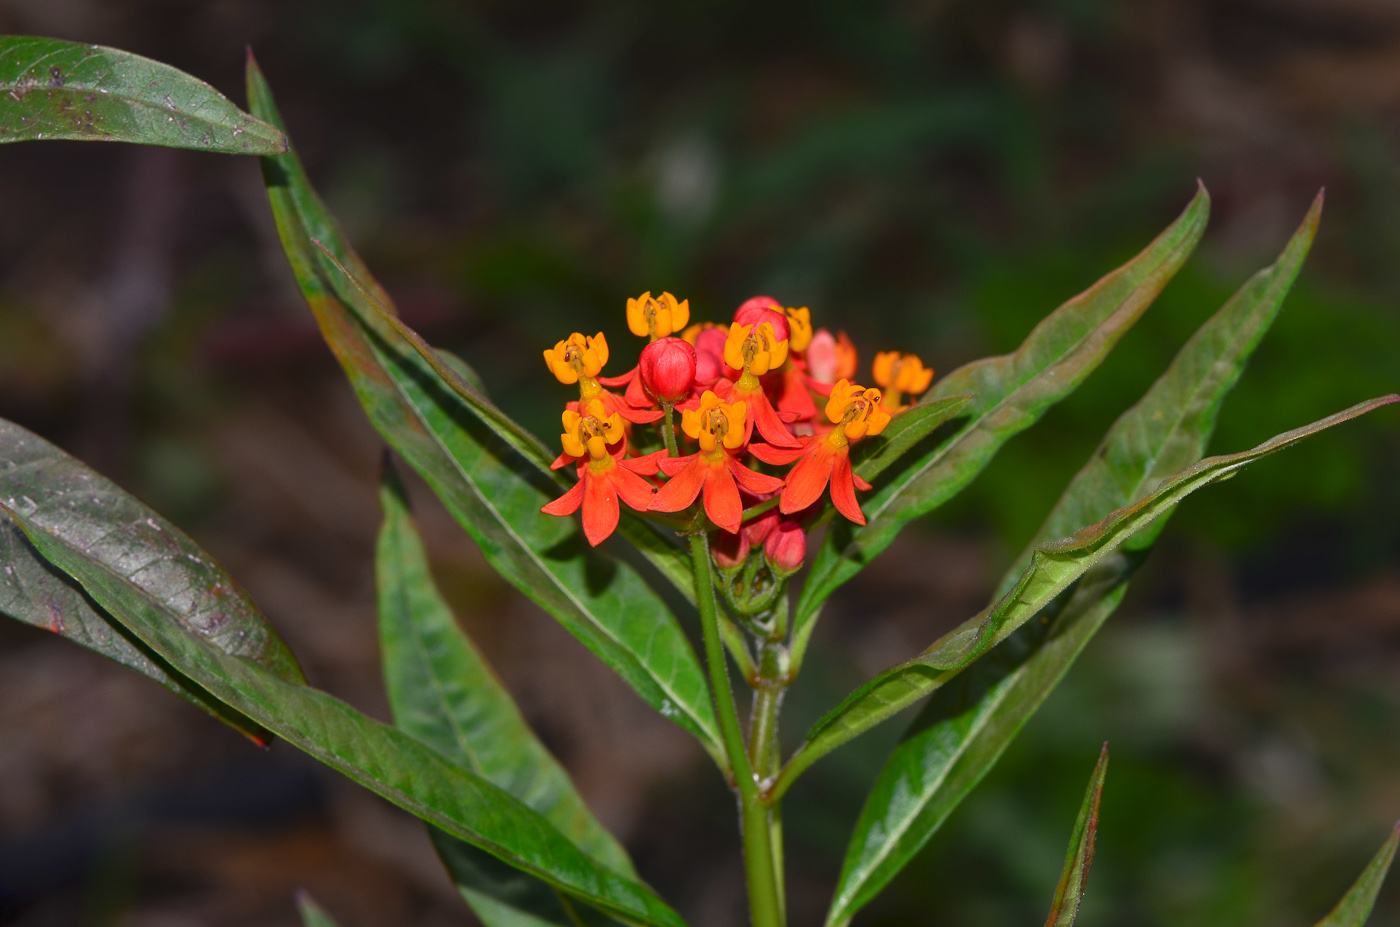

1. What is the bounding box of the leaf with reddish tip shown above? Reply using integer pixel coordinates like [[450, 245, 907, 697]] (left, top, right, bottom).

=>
[[775, 395, 1397, 802], [0, 36, 285, 153], [792, 186, 1211, 667], [245, 55, 721, 766], [823, 192, 1328, 927], [1043, 746, 1109, 927], [1313, 824, 1399, 927], [0, 416, 303, 742]]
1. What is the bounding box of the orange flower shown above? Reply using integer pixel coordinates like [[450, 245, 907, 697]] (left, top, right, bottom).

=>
[[751, 379, 890, 524], [626, 291, 690, 340], [650, 391, 783, 533], [546, 330, 661, 423], [719, 321, 800, 448], [542, 400, 665, 546], [871, 351, 934, 412]]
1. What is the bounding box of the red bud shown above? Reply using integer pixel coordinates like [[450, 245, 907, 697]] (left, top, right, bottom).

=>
[[693, 326, 727, 386], [639, 337, 696, 404], [711, 528, 750, 571], [764, 519, 806, 575], [734, 296, 790, 343]]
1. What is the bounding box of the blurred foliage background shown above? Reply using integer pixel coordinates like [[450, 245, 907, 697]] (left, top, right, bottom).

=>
[[0, 1, 1397, 925]]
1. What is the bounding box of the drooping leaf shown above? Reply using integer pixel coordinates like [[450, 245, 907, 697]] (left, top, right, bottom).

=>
[[1043, 745, 1108, 927], [1313, 825, 1399, 927], [0, 417, 303, 743], [791, 185, 1211, 665], [377, 461, 632, 926], [773, 395, 1396, 799], [821, 192, 1328, 926], [245, 55, 721, 764], [295, 891, 342, 927], [2, 502, 687, 927], [0, 37, 285, 153]]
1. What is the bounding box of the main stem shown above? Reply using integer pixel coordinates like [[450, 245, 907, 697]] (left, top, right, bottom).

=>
[[690, 534, 783, 927]]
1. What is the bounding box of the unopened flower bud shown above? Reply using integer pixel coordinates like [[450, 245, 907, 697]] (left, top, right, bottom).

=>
[[806, 328, 857, 385], [639, 337, 696, 404], [764, 520, 806, 575], [692, 326, 728, 386], [734, 296, 791, 344], [712, 528, 751, 573]]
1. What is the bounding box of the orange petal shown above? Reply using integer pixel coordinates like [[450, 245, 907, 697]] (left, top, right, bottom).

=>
[[750, 392, 801, 448], [729, 457, 785, 495], [611, 465, 657, 512], [703, 460, 742, 533], [781, 444, 834, 514], [829, 449, 865, 525], [651, 457, 706, 512], [581, 471, 620, 546], [623, 449, 668, 476], [542, 478, 585, 516], [749, 441, 807, 466], [852, 470, 873, 492], [659, 453, 697, 477], [549, 451, 579, 471]]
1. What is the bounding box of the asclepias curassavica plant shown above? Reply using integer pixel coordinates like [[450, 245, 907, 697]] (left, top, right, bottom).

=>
[[0, 36, 1396, 927]]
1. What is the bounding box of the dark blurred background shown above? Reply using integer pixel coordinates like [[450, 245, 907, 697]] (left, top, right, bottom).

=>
[[0, 1, 1398, 925]]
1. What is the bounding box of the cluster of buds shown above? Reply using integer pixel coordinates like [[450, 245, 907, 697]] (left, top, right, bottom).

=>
[[539, 291, 937, 590]]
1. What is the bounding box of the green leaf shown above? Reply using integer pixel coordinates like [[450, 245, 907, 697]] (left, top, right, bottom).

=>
[[773, 395, 1397, 800], [0, 416, 303, 743], [296, 891, 342, 927], [850, 394, 973, 484], [1043, 745, 1108, 927], [245, 55, 721, 765], [824, 193, 1327, 926], [792, 185, 1212, 664], [0, 37, 285, 153], [1313, 824, 1399, 927], [377, 460, 633, 926], [2, 501, 687, 927]]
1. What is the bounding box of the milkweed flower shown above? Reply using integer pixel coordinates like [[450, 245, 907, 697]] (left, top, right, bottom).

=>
[[542, 400, 665, 546], [751, 379, 890, 524], [806, 329, 858, 388], [871, 351, 934, 413], [650, 391, 784, 533], [719, 320, 800, 448], [627, 291, 690, 340], [545, 331, 662, 423]]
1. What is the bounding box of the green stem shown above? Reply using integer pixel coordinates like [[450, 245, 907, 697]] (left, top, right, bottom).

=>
[[691, 534, 782, 927], [661, 403, 679, 456]]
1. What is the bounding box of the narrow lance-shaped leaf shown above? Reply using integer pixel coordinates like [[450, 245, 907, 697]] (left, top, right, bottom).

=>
[[823, 192, 1327, 927], [295, 892, 342, 927], [0, 417, 304, 743], [244, 55, 721, 764], [1043, 745, 1109, 927], [791, 186, 1211, 666], [772, 395, 1397, 800], [1312, 824, 1399, 927], [2, 502, 687, 927], [0, 36, 285, 153], [377, 460, 632, 926]]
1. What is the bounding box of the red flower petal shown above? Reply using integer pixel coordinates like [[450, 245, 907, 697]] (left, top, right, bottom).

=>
[[650, 456, 707, 512], [828, 449, 865, 525], [729, 457, 784, 495], [581, 470, 621, 546], [781, 443, 835, 514], [550, 451, 579, 471], [749, 441, 808, 466], [597, 368, 635, 388], [749, 389, 801, 447], [541, 478, 585, 516], [852, 470, 873, 492], [659, 453, 697, 477], [611, 464, 657, 512], [623, 449, 668, 476], [703, 459, 742, 533]]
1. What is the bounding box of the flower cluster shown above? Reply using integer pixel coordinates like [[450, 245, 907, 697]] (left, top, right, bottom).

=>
[[539, 292, 937, 581]]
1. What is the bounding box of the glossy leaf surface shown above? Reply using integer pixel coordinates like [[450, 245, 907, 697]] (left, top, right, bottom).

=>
[[377, 463, 633, 925], [825, 193, 1327, 925], [1043, 746, 1108, 927], [0, 417, 303, 741], [3, 502, 686, 927], [0, 36, 285, 153], [793, 185, 1211, 661], [245, 56, 720, 763], [1313, 825, 1399, 927], [776, 395, 1396, 799]]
